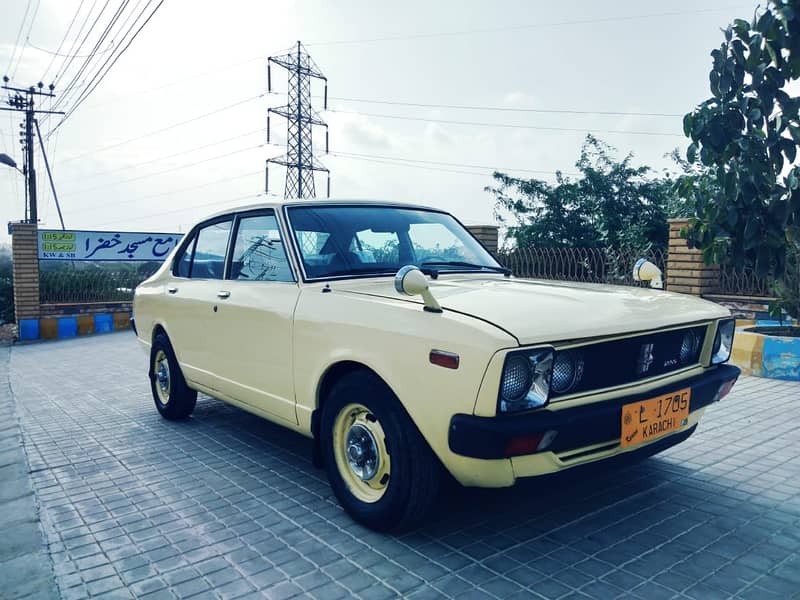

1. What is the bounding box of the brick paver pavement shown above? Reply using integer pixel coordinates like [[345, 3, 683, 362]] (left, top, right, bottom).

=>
[[4, 333, 800, 599]]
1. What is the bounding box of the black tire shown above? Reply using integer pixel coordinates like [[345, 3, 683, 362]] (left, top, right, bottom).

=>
[[320, 371, 441, 532], [150, 332, 197, 420]]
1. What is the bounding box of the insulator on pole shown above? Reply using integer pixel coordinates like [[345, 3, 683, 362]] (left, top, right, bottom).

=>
[[327, 173, 330, 198], [324, 82, 328, 110], [265, 162, 269, 194], [325, 129, 329, 153], [267, 113, 270, 143], [267, 61, 271, 92]]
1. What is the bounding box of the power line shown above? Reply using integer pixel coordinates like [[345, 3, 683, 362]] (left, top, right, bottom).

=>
[[326, 96, 682, 118], [59, 143, 264, 196], [83, 191, 272, 228], [52, 0, 136, 114], [51, 0, 101, 85], [42, 0, 87, 81], [57, 93, 265, 163], [5, 0, 34, 77], [330, 150, 579, 177], [54, 0, 164, 129], [328, 108, 683, 137], [307, 6, 750, 46], [32, 38, 114, 60], [58, 128, 266, 183], [10, 0, 42, 79], [67, 168, 262, 215], [53, 0, 112, 91]]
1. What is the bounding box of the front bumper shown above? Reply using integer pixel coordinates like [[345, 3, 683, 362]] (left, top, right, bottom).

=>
[[449, 364, 740, 460]]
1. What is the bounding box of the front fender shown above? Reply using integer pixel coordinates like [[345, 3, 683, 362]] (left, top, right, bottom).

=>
[[293, 287, 519, 486]]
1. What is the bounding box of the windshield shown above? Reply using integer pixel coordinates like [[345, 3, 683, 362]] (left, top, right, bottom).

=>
[[286, 205, 503, 280]]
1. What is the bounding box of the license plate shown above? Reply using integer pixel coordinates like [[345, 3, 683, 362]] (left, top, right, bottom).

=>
[[620, 388, 691, 448]]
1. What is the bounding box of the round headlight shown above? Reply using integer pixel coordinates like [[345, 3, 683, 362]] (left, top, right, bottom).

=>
[[500, 356, 532, 402], [680, 330, 699, 365], [551, 351, 584, 394]]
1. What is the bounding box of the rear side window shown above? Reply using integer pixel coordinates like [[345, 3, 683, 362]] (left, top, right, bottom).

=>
[[174, 235, 195, 277], [173, 219, 233, 279], [191, 220, 233, 279]]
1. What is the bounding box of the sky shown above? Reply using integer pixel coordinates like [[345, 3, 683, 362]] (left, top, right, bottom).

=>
[[0, 0, 761, 241]]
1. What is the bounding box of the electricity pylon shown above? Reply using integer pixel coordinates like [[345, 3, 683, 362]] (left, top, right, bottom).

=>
[[266, 41, 329, 199]]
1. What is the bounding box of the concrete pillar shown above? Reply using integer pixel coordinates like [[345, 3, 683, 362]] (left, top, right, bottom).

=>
[[666, 218, 719, 295], [10, 222, 40, 322], [467, 225, 499, 254]]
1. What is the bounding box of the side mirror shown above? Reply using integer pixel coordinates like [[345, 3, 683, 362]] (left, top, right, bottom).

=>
[[633, 258, 663, 290], [394, 265, 442, 313]]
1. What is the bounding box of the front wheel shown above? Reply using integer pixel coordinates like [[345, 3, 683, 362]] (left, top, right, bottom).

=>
[[321, 372, 441, 531], [150, 333, 197, 420]]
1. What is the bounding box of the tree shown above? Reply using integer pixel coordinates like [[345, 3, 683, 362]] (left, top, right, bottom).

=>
[[0, 245, 13, 324], [486, 136, 679, 250], [679, 0, 800, 319]]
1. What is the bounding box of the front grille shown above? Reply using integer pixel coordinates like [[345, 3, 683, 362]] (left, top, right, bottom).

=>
[[550, 325, 707, 400]]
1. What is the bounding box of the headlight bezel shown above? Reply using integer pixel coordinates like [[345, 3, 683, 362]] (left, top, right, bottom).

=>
[[711, 318, 736, 365], [497, 347, 554, 414]]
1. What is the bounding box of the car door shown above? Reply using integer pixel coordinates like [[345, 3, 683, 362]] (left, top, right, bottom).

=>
[[211, 209, 299, 424], [163, 216, 234, 390]]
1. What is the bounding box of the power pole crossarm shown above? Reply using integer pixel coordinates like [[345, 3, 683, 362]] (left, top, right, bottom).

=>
[[2, 78, 64, 223], [265, 41, 330, 199]]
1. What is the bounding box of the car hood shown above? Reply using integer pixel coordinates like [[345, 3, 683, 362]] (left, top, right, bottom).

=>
[[334, 275, 730, 345]]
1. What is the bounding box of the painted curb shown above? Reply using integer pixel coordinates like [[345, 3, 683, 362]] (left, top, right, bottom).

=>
[[17, 312, 131, 341], [731, 321, 800, 381]]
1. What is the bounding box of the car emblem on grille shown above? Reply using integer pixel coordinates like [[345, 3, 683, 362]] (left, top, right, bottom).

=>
[[636, 343, 655, 374]]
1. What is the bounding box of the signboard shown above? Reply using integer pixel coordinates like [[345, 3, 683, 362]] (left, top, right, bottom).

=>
[[38, 229, 183, 261]]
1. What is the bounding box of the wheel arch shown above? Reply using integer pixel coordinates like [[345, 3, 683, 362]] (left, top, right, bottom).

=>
[[310, 360, 408, 468]]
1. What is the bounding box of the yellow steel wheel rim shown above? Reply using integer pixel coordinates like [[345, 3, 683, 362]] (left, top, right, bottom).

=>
[[154, 350, 171, 405], [332, 403, 391, 503]]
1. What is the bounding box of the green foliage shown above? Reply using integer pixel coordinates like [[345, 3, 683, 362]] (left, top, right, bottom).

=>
[[486, 136, 686, 251], [679, 0, 800, 319], [0, 245, 12, 323]]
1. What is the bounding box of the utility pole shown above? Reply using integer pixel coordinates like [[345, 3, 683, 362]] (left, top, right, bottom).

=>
[[266, 41, 330, 199], [1, 77, 64, 224]]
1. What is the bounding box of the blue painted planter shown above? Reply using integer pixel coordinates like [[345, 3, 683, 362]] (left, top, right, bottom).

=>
[[761, 334, 800, 381]]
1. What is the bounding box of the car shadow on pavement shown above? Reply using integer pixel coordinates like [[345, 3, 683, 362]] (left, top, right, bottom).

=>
[[189, 393, 712, 538]]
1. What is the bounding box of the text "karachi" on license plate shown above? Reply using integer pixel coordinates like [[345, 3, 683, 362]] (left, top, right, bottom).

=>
[[620, 388, 691, 448]]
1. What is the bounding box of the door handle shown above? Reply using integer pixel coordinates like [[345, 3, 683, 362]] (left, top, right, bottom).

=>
[[217, 290, 231, 299], [167, 287, 178, 294]]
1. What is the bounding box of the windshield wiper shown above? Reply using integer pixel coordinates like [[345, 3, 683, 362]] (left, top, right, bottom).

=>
[[420, 261, 511, 276]]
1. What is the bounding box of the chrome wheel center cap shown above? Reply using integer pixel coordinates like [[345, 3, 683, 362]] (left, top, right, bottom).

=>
[[156, 362, 169, 391], [345, 423, 379, 481]]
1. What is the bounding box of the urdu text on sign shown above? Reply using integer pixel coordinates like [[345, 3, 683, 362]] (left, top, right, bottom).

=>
[[38, 230, 183, 261]]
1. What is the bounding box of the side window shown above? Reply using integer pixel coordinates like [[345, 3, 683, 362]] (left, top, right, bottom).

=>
[[191, 219, 233, 280], [409, 222, 473, 262], [230, 214, 293, 282], [174, 234, 196, 278], [353, 229, 399, 263]]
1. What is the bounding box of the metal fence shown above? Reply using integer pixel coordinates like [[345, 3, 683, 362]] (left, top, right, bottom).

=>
[[717, 263, 772, 297], [497, 246, 667, 287], [40, 269, 153, 304]]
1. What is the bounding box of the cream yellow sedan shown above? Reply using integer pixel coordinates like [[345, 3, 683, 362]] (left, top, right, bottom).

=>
[[133, 199, 740, 531]]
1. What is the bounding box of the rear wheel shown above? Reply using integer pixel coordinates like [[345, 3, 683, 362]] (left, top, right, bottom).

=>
[[321, 371, 441, 531], [150, 333, 197, 420]]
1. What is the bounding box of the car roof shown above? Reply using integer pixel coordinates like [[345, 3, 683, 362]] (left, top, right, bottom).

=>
[[199, 198, 441, 223]]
